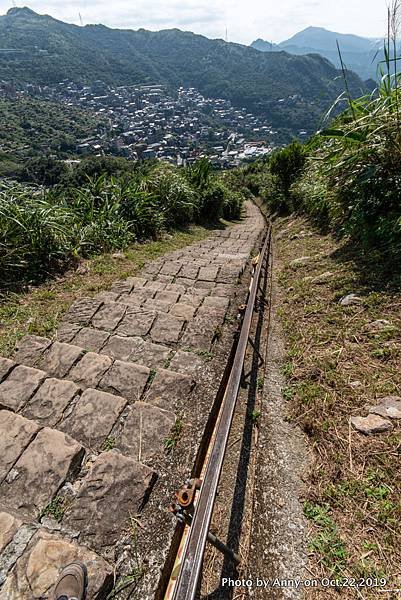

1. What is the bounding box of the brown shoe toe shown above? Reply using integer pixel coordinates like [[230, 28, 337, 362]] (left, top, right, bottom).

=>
[[52, 561, 87, 600]]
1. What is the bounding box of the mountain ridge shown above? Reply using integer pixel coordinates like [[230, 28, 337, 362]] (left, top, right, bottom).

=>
[[0, 8, 367, 137], [251, 26, 384, 80]]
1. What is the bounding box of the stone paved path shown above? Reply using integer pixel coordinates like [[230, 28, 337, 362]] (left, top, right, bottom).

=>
[[0, 202, 265, 599]]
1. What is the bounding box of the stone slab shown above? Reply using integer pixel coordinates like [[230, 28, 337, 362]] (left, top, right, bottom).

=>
[[124, 289, 155, 306], [154, 275, 175, 284], [149, 313, 185, 345], [154, 290, 181, 305], [90, 302, 127, 332], [198, 266, 219, 282], [180, 317, 216, 350], [144, 281, 166, 292], [367, 396, 401, 420], [94, 291, 120, 303], [119, 402, 176, 462], [68, 352, 113, 389], [56, 323, 82, 344], [143, 299, 172, 313], [116, 307, 156, 338], [169, 303, 196, 320], [0, 411, 40, 483], [145, 368, 195, 412], [169, 350, 207, 376], [99, 360, 149, 401], [39, 342, 84, 379], [13, 336, 52, 368], [0, 529, 113, 600], [130, 339, 171, 368], [165, 283, 186, 294], [351, 415, 393, 435], [203, 296, 230, 310], [160, 261, 182, 276], [0, 366, 47, 412], [180, 294, 203, 309], [23, 378, 80, 427], [60, 389, 126, 450], [72, 327, 110, 353], [213, 283, 235, 297], [0, 357, 16, 382], [176, 276, 196, 287], [216, 266, 239, 284], [179, 265, 199, 279], [194, 280, 216, 290], [100, 335, 138, 362], [62, 298, 102, 326], [0, 510, 22, 554], [63, 452, 155, 550], [0, 428, 84, 518], [196, 305, 226, 324]]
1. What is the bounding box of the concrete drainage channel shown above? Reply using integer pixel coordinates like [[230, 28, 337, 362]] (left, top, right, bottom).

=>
[[0, 201, 270, 600]]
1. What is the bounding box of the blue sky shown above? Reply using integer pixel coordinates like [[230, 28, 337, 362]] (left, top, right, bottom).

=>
[[1, 0, 389, 44]]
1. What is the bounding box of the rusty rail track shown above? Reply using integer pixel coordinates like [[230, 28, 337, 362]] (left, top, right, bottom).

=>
[[162, 223, 272, 600]]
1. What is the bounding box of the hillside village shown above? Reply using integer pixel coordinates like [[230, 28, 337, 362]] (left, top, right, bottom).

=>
[[0, 80, 281, 167]]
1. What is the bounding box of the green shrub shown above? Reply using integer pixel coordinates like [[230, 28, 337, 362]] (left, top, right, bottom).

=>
[[269, 140, 306, 211], [143, 166, 198, 226], [120, 182, 165, 239], [20, 156, 69, 186], [223, 191, 243, 220], [199, 180, 226, 221], [0, 183, 74, 283]]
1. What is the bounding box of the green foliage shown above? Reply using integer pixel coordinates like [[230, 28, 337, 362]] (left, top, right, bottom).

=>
[[304, 502, 347, 576], [142, 165, 197, 226], [0, 183, 74, 283], [40, 496, 67, 522], [20, 156, 69, 186], [164, 418, 183, 450], [270, 140, 306, 195], [199, 180, 226, 221], [245, 4, 401, 259], [291, 5, 401, 257]]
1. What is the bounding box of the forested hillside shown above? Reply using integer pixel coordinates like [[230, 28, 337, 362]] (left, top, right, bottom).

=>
[[0, 97, 105, 177]]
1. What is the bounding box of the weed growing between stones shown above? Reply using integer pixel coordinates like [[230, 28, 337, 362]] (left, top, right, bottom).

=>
[[164, 418, 183, 451], [40, 496, 67, 523]]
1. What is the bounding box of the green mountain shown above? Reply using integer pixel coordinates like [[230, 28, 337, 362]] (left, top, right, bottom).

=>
[[251, 27, 383, 80], [0, 8, 367, 136]]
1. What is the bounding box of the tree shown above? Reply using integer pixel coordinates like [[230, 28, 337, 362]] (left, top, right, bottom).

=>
[[269, 140, 306, 198]]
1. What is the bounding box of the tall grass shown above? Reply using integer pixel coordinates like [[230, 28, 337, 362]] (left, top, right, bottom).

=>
[[0, 183, 74, 282], [310, 3, 401, 251], [0, 160, 246, 288]]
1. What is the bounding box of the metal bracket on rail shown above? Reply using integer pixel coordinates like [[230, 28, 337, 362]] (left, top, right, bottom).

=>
[[169, 480, 241, 566]]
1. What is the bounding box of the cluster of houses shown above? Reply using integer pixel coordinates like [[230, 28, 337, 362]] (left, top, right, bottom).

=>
[[1, 79, 278, 167]]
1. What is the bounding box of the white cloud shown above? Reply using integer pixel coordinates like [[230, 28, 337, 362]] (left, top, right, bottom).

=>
[[1, 0, 390, 44]]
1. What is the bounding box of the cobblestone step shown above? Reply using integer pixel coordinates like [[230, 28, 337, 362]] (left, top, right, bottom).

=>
[[0, 518, 114, 600], [0, 355, 179, 461], [58, 285, 230, 351], [12, 335, 197, 412]]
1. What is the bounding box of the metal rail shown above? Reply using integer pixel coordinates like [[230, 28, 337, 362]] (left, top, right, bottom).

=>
[[170, 226, 272, 600]]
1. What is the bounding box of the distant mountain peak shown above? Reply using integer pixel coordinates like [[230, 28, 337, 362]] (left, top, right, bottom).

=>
[[7, 6, 38, 17]]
